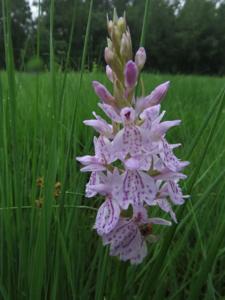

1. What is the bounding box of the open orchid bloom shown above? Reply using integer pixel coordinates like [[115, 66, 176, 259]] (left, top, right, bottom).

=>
[[76, 12, 189, 264], [102, 206, 171, 264]]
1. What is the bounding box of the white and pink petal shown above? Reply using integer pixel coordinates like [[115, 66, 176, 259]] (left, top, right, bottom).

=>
[[159, 138, 189, 171], [98, 103, 122, 123], [94, 136, 113, 164], [80, 164, 106, 172], [130, 240, 147, 265], [85, 171, 106, 198], [102, 218, 147, 264], [156, 198, 177, 223], [167, 181, 185, 205], [148, 217, 171, 226], [84, 112, 113, 137], [113, 125, 143, 158], [94, 197, 120, 235], [117, 170, 156, 209]]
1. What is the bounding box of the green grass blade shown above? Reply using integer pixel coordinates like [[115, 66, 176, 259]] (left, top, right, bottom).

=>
[[140, 0, 150, 47], [60, 0, 93, 208]]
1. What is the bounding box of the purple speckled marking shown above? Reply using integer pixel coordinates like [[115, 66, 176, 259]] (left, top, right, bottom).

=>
[[168, 181, 184, 205], [95, 197, 120, 235], [120, 170, 156, 208]]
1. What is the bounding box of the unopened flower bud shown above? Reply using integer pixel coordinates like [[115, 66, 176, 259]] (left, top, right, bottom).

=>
[[107, 38, 113, 49], [92, 81, 114, 104], [147, 81, 170, 106], [113, 8, 118, 23], [106, 65, 114, 83], [117, 17, 126, 33], [135, 47, 146, 70], [107, 20, 113, 36], [114, 27, 122, 42], [120, 33, 128, 55], [120, 31, 132, 61], [104, 47, 114, 64], [124, 60, 138, 88], [125, 30, 132, 48]]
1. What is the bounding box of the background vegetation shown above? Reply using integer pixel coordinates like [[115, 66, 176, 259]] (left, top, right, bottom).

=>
[[1, 0, 225, 74], [1, 71, 225, 299]]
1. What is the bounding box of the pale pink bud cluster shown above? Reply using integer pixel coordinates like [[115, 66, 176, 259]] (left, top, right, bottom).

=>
[[76, 12, 189, 264]]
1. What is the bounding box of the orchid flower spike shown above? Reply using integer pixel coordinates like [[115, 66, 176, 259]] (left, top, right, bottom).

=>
[[76, 10, 189, 265]]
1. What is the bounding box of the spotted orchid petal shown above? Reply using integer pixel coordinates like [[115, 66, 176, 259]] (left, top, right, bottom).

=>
[[77, 136, 113, 172], [85, 172, 106, 198], [116, 170, 156, 209], [154, 120, 181, 138], [98, 103, 122, 123], [159, 138, 189, 172], [112, 108, 143, 158], [83, 112, 113, 137], [154, 198, 177, 223], [140, 105, 161, 129], [130, 241, 147, 265], [90, 168, 122, 197], [133, 205, 149, 224], [94, 136, 113, 163], [167, 181, 185, 205], [118, 229, 143, 262], [103, 218, 146, 263], [95, 197, 120, 235], [112, 127, 142, 158]]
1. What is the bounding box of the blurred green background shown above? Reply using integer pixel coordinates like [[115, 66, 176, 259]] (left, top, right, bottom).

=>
[[1, 0, 225, 74]]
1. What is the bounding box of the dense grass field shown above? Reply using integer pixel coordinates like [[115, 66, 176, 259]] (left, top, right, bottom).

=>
[[1, 71, 225, 299]]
